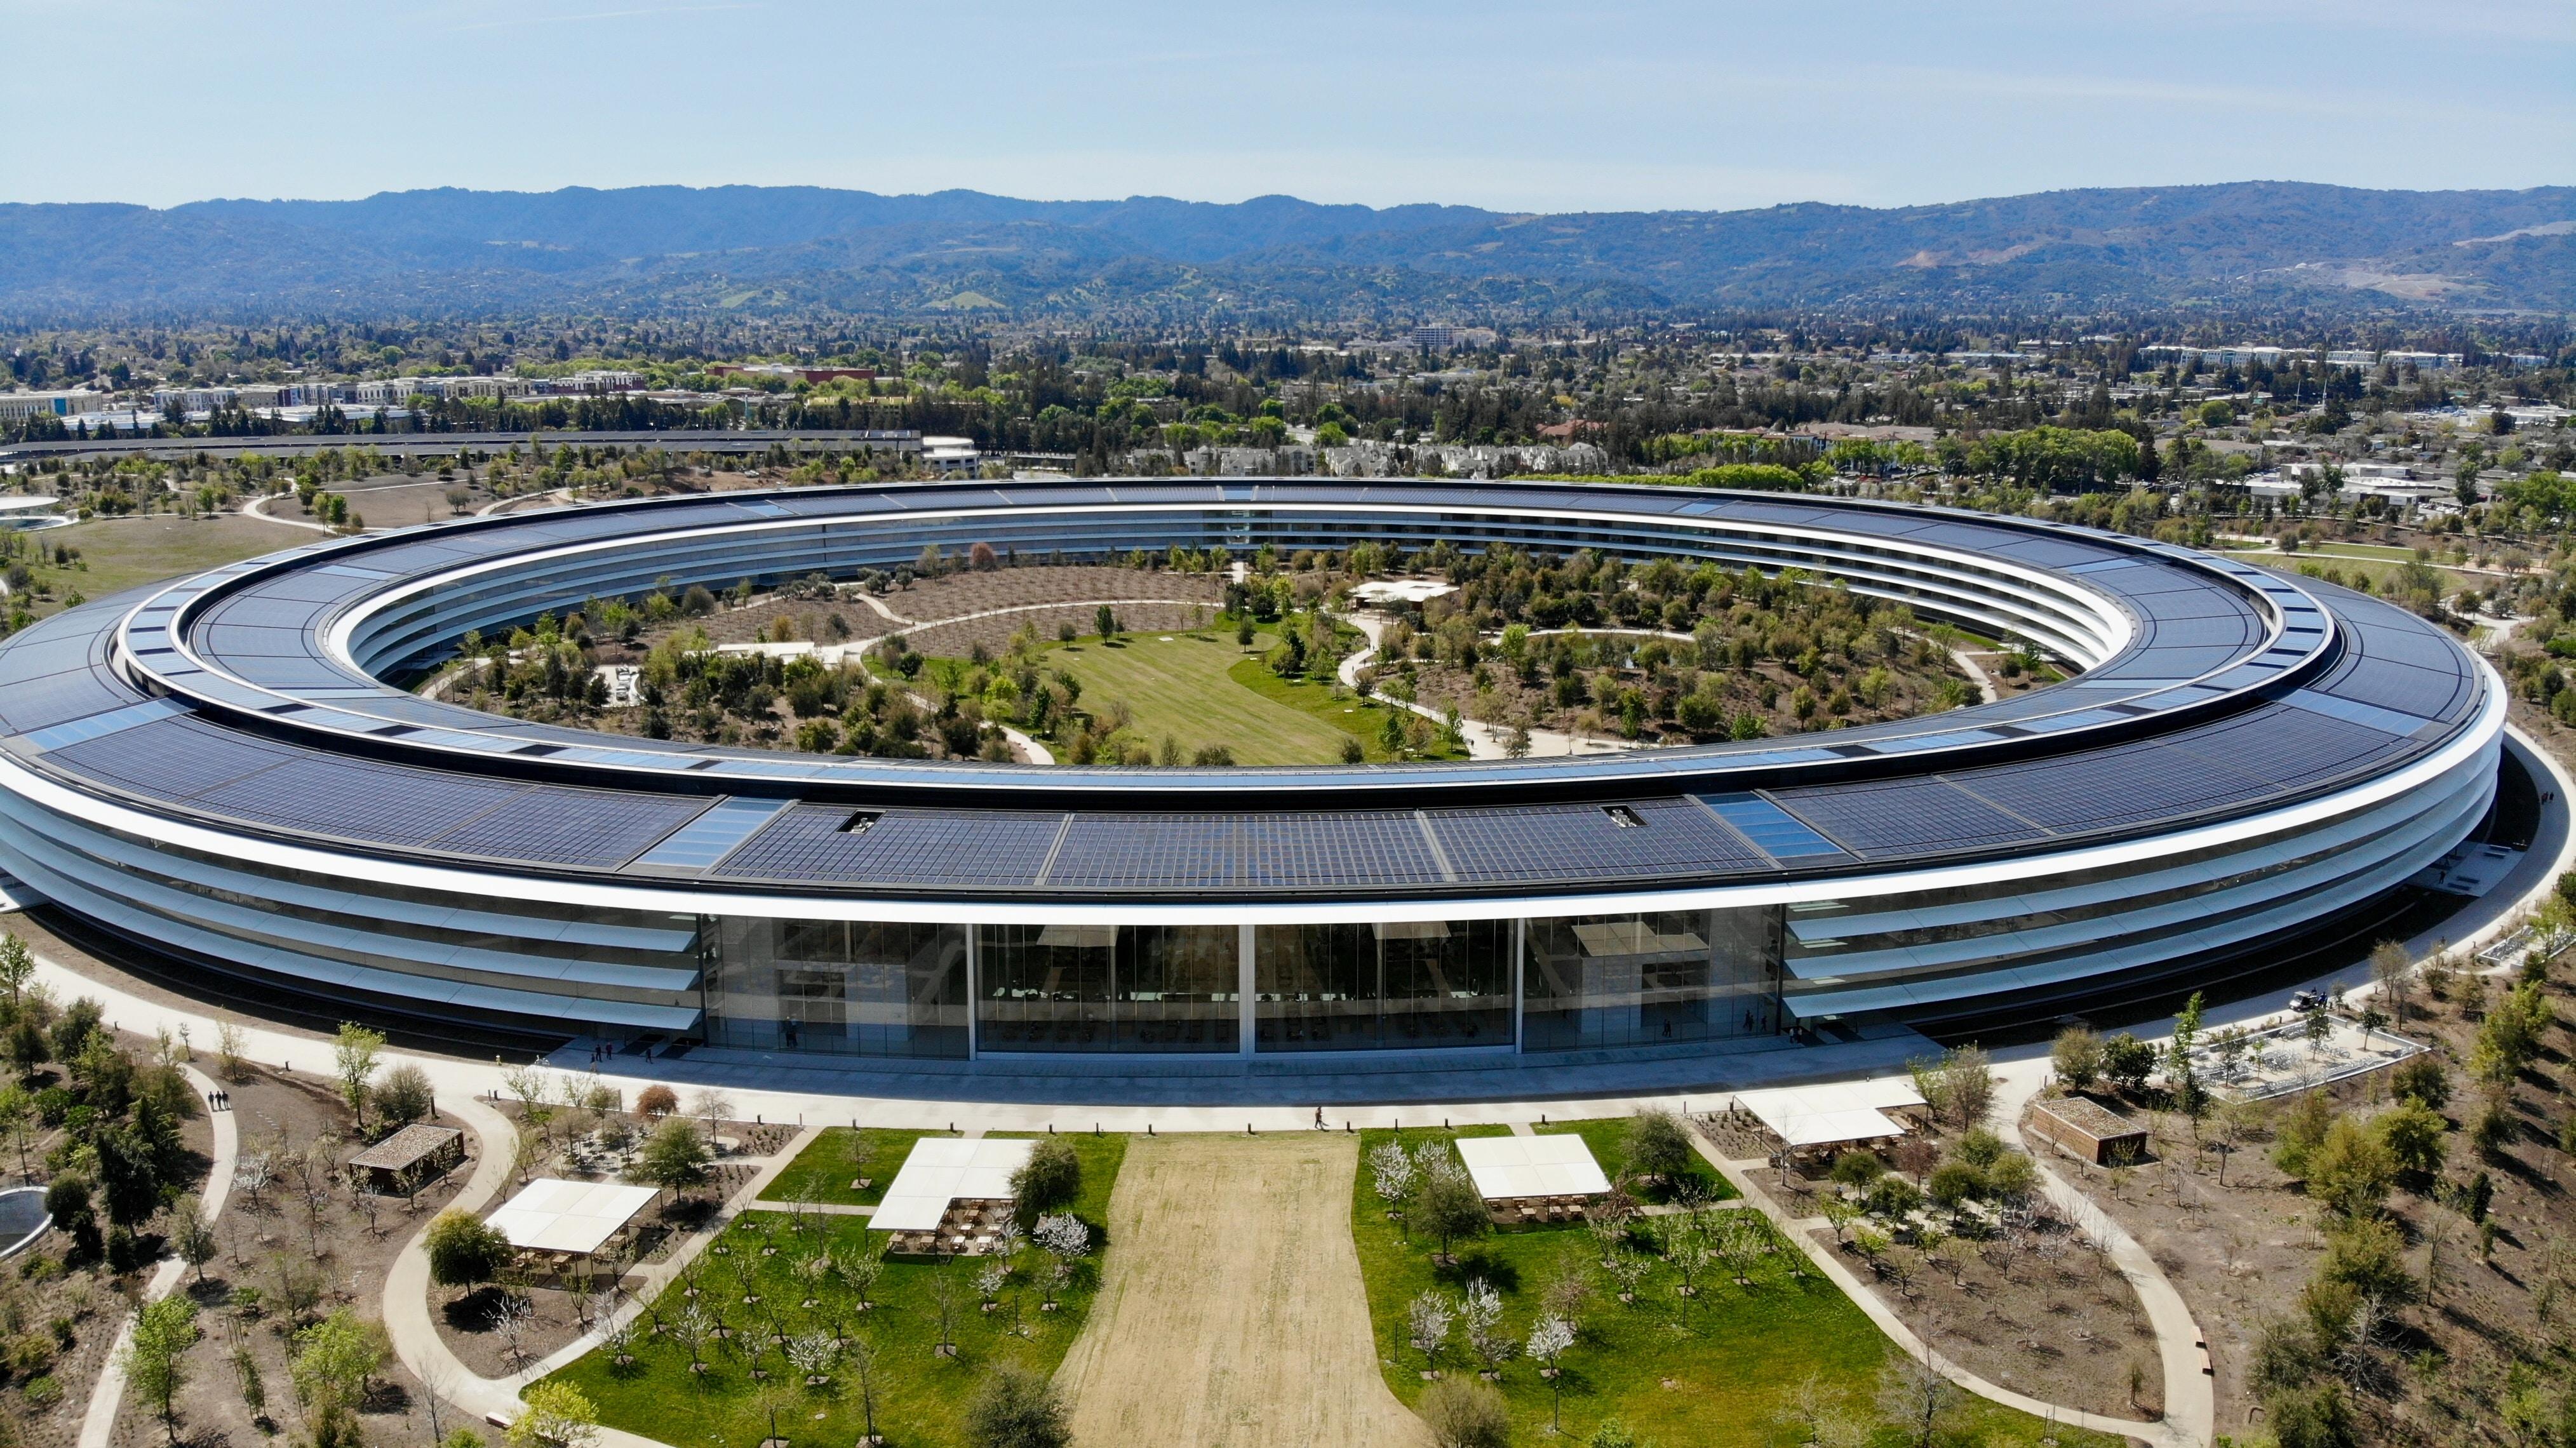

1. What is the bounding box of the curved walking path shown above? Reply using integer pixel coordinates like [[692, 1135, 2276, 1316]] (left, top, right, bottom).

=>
[[382, 1103, 818, 1448], [80, 1063, 239, 1448], [1686, 1119, 2202, 1448], [243, 492, 342, 535]]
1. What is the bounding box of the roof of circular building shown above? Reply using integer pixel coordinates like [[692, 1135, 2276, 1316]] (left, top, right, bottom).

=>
[[0, 480, 2493, 902]]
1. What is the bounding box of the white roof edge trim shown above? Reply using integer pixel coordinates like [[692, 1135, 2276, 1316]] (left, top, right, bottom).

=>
[[0, 660, 2500, 929]]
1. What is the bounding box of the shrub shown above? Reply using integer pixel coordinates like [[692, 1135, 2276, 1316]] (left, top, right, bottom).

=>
[[2100, 1033, 2157, 1092], [1419, 1376, 1512, 1448], [1622, 1109, 1695, 1182], [2374, 1101, 2446, 1179], [1828, 1151, 1884, 1190], [2053, 1026, 2107, 1088], [5, 1331, 52, 1376], [373, 1064, 435, 1127], [1926, 1162, 1986, 1209], [2389, 1054, 2448, 1111], [2272, 1090, 2337, 1177], [2316, 1216, 2415, 1304], [2469, 1098, 2516, 1160], [1953, 1128, 2004, 1169], [2268, 1382, 2356, 1448], [634, 1084, 678, 1118], [964, 1362, 1070, 1448], [2304, 1116, 2395, 1218], [1011, 1138, 1082, 1216], [631, 1117, 712, 1195], [423, 1211, 512, 1293], [1864, 1175, 1922, 1219]]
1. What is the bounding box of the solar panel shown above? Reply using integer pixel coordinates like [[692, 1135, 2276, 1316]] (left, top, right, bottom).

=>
[[2316, 655, 2470, 723], [1770, 777, 2053, 857], [1428, 798, 1769, 883], [1042, 812, 1447, 889], [713, 805, 1066, 885], [1945, 746, 2283, 833], [0, 669, 139, 736], [427, 789, 716, 868], [191, 756, 530, 845]]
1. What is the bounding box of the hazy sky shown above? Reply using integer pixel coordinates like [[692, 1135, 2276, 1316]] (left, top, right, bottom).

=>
[[4, 0, 2568, 213]]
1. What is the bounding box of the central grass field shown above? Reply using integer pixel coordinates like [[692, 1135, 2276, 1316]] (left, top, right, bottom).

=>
[[9, 513, 314, 618], [1042, 629, 1371, 765]]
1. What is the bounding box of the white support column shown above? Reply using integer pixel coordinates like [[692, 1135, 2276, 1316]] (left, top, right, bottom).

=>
[[1239, 923, 1257, 1056], [1512, 918, 1526, 1054], [965, 927, 980, 1061]]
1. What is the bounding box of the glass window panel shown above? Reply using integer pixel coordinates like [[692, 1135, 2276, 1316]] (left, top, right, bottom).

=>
[[706, 917, 967, 1059], [1523, 907, 1780, 1051], [1254, 919, 1513, 1052]]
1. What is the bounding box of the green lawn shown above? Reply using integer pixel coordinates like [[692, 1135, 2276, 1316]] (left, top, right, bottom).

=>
[[1534, 1116, 1737, 1203], [1022, 628, 1388, 765], [1224, 657, 1468, 762], [547, 1134, 1127, 1448], [1350, 1127, 2116, 1448], [8, 513, 312, 617], [758, 1128, 947, 1207]]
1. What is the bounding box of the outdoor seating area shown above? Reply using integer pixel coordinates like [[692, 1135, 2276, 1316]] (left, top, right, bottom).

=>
[[1729, 1081, 1925, 1166], [1454, 1135, 1612, 1223], [871, 1137, 1036, 1256], [483, 1177, 661, 1277], [882, 1199, 1020, 1257]]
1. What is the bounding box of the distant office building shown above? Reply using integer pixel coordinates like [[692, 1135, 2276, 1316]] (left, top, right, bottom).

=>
[[2323, 350, 2377, 367], [542, 370, 647, 395], [921, 436, 981, 476], [1411, 325, 1459, 351], [0, 391, 105, 424], [2382, 351, 2462, 372], [711, 363, 878, 384]]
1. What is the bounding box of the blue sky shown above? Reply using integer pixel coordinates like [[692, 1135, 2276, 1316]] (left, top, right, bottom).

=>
[[3, 0, 2568, 211]]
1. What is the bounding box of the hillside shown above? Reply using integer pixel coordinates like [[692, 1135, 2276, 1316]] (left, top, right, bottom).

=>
[[0, 181, 2568, 319]]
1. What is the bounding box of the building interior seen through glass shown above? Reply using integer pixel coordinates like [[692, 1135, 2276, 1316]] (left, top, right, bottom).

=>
[[703, 911, 1790, 1058], [1523, 908, 1781, 1049], [977, 923, 1240, 1052], [1253, 919, 1515, 1050], [706, 916, 970, 1057]]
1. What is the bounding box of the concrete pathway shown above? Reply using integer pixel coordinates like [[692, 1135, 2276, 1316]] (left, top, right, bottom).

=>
[[476, 487, 579, 518], [1684, 1120, 2197, 1448], [1338, 612, 1612, 760], [79, 1064, 239, 1448], [242, 492, 340, 535]]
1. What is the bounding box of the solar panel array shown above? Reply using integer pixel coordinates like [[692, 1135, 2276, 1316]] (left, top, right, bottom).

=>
[[0, 483, 2495, 896]]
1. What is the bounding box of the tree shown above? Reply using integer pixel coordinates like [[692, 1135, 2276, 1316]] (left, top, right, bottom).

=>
[[845, 1331, 887, 1445], [1010, 1137, 1081, 1216], [2051, 1026, 2103, 1090], [2471, 979, 2550, 1087], [963, 1361, 1071, 1448], [1461, 1277, 1514, 1376], [2368, 941, 2413, 1024], [2375, 1101, 2446, 1180], [124, 1296, 201, 1443], [1414, 1167, 1489, 1264], [1527, 1313, 1576, 1432], [171, 1193, 217, 1285], [634, 1084, 678, 1118], [2389, 1054, 2448, 1111], [332, 1022, 385, 1129], [1407, 1290, 1455, 1374], [2304, 1116, 2395, 1219], [631, 1117, 711, 1196], [1419, 1377, 1512, 1448], [1093, 603, 1120, 641], [46, 1174, 102, 1261], [0, 932, 30, 1015], [2166, 991, 2206, 1118], [2101, 1033, 2157, 1094], [1623, 1108, 1695, 1183], [508, 1381, 601, 1448], [425, 1210, 514, 1294], [0, 1086, 32, 1181], [291, 1310, 389, 1422], [375, 1063, 435, 1127]]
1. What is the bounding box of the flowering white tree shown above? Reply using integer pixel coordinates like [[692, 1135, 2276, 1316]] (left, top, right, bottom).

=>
[[1461, 1278, 1515, 1376], [1033, 1212, 1089, 1311], [1370, 1142, 1418, 1238], [784, 1330, 840, 1386], [1406, 1290, 1455, 1376], [1529, 1313, 1576, 1431]]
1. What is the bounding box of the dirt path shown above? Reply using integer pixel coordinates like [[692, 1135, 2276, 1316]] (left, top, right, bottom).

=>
[[1056, 1134, 1430, 1448]]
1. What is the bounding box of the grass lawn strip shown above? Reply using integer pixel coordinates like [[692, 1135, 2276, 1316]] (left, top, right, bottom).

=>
[[1224, 655, 1467, 761], [1350, 1127, 2117, 1447], [758, 1127, 946, 1207], [11, 513, 314, 619], [545, 1134, 1126, 1448]]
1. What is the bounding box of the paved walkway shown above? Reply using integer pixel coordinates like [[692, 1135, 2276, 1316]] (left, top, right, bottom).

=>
[[241, 492, 340, 535], [79, 1063, 239, 1448], [1684, 1120, 2198, 1448]]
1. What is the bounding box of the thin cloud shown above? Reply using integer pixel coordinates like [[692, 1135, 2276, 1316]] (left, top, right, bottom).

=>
[[445, 3, 758, 32]]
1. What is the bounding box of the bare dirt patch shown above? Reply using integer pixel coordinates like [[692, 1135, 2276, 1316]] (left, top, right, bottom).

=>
[[1054, 1133, 1430, 1448]]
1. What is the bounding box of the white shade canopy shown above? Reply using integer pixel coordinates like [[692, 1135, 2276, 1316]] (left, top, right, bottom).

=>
[[1733, 1082, 1922, 1149], [484, 1178, 661, 1256], [1454, 1135, 1613, 1201], [871, 1137, 1037, 1232]]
